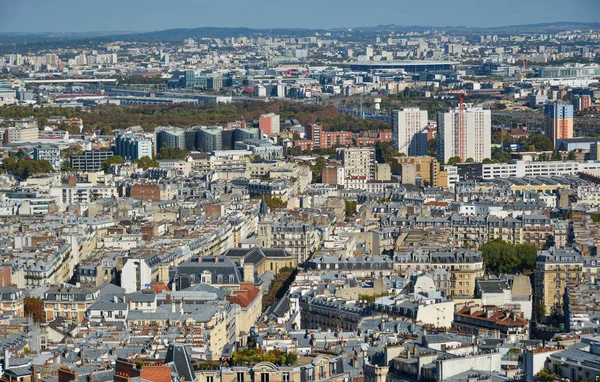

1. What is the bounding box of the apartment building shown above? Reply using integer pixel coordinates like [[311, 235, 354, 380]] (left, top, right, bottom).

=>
[[258, 219, 320, 264], [545, 103, 574, 147], [452, 214, 568, 249], [534, 248, 584, 316], [259, 113, 280, 134], [394, 248, 485, 297], [391, 108, 428, 155], [43, 286, 99, 323], [438, 105, 491, 163], [336, 147, 376, 180]]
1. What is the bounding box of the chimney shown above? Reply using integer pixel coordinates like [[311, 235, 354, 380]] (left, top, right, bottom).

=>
[[171, 302, 176, 313], [31, 366, 37, 382], [4, 349, 9, 369], [180, 299, 184, 315]]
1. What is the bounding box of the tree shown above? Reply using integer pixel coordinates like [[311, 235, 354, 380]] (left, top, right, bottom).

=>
[[529, 134, 554, 152], [345, 200, 358, 217], [133, 156, 159, 170], [534, 368, 561, 382], [264, 196, 286, 209], [465, 157, 474, 163], [568, 151, 576, 160], [481, 239, 538, 274], [2, 157, 54, 180], [156, 145, 187, 160], [482, 158, 497, 164], [428, 139, 438, 158], [101, 155, 125, 173], [551, 150, 562, 161], [447, 156, 462, 165], [24, 297, 45, 323]]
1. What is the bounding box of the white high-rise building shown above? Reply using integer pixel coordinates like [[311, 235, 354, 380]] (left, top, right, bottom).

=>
[[391, 108, 428, 156], [437, 105, 491, 163]]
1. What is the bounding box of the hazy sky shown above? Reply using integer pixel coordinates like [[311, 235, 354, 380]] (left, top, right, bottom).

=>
[[0, 0, 598, 33]]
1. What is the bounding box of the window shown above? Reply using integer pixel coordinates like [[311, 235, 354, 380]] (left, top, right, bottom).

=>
[[237, 373, 245, 382], [206, 377, 213, 382], [261, 373, 269, 382], [282, 373, 289, 382]]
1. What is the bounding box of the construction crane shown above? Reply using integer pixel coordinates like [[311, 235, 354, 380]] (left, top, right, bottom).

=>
[[448, 89, 467, 161]]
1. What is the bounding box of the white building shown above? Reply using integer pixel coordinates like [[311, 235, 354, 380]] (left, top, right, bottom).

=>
[[121, 258, 152, 293], [391, 108, 428, 156], [438, 105, 491, 163], [336, 147, 376, 180], [480, 160, 600, 180], [33, 144, 61, 171]]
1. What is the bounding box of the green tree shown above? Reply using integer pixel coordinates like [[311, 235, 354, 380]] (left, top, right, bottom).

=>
[[481, 239, 538, 274], [264, 196, 286, 209], [447, 156, 462, 165], [133, 156, 159, 170], [101, 155, 125, 173], [345, 200, 358, 217], [156, 145, 188, 160], [465, 157, 474, 163], [529, 134, 554, 152], [534, 368, 561, 382], [551, 150, 562, 161], [24, 297, 45, 323], [428, 139, 438, 158], [568, 151, 576, 160]]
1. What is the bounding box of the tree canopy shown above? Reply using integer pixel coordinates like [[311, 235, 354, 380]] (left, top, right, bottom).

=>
[[101, 155, 125, 173], [133, 156, 159, 170], [2, 157, 54, 179], [481, 239, 538, 274], [24, 297, 45, 323], [156, 145, 187, 160]]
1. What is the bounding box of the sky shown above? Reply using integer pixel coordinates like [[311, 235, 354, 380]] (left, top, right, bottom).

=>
[[0, 0, 599, 33]]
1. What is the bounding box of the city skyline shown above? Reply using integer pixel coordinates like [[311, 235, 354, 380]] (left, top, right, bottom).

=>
[[1, 0, 599, 33]]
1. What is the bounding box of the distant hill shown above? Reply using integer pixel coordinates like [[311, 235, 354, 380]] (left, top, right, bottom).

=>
[[0, 22, 599, 47]]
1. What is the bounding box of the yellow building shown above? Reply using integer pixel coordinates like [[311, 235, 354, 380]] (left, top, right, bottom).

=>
[[395, 248, 485, 297], [534, 248, 584, 316], [390, 156, 442, 187]]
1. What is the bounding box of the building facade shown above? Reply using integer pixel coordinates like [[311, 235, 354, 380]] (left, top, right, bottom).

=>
[[391, 108, 428, 156], [544, 103, 574, 148], [437, 105, 491, 163]]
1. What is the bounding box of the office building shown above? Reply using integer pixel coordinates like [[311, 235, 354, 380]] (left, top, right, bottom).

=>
[[70, 150, 114, 172], [336, 147, 376, 180], [154, 126, 186, 154], [115, 133, 153, 160], [3, 126, 39, 143], [33, 144, 60, 171], [391, 108, 428, 155], [544, 103, 573, 148], [258, 113, 280, 135], [437, 105, 491, 163], [196, 126, 223, 152], [232, 128, 260, 147], [234, 139, 283, 160]]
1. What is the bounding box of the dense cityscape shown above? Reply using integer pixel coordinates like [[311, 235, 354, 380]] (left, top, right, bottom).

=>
[[0, 8, 600, 382]]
